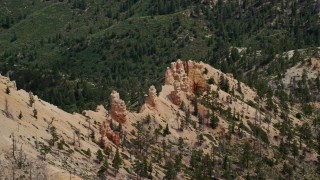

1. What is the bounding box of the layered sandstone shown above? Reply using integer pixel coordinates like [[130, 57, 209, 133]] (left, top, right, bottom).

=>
[[110, 90, 127, 123]]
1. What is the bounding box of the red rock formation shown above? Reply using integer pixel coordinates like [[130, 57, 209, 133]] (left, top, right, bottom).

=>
[[100, 121, 108, 136], [165, 59, 206, 93], [165, 59, 207, 105], [188, 69, 207, 93], [107, 131, 121, 147], [100, 121, 109, 147], [100, 121, 121, 147], [146, 85, 157, 107], [110, 90, 127, 123]]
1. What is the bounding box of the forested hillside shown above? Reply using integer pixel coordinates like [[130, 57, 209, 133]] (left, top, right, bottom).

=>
[[0, 0, 319, 112], [1, 59, 320, 179]]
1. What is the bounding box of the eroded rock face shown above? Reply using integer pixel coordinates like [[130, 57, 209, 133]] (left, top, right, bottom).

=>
[[100, 121, 109, 147], [0, 76, 17, 90], [165, 59, 206, 105], [110, 90, 127, 123], [165, 59, 205, 92], [166, 60, 191, 92], [165, 67, 175, 85], [186, 60, 203, 72], [146, 85, 157, 107], [170, 84, 182, 106], [106, 131, 121, 147], [100, 121, 121, 147]]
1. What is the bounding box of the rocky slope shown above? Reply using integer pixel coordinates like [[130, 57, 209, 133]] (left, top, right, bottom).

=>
[[0, 59, 319, 179]]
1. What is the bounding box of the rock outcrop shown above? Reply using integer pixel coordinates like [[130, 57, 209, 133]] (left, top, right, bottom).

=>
[[100, 121, 121, 147], [146, 85, 157, 107], [165, 59, 207, 105], [165, 67, 175, 85], [165, 59, 192, 93], [0, 76, 17, 90], [170, 81, 182, 106], [110, 90, 127, 123]]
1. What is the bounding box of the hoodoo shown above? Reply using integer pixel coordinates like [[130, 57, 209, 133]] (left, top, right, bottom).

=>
[[110, 90, 127, 123]]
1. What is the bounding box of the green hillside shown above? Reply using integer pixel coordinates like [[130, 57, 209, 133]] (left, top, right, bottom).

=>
[[0, 0, 319, 112]]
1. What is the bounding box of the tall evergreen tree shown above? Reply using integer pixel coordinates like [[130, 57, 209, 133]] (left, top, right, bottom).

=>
[[112, 148, 122, 176]]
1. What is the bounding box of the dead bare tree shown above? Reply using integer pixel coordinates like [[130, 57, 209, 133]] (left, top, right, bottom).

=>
[[254, 109, 258, 126], [35, 135, 39, 149], [29, 91, 35, 107], [29, 161, 33, 180], [16, 145, 27, 169], [0, 145, 48, 179], [45, 117, 57, 130], [87, 118, 91, 141], [11, 133, 16, 157], [3, 98, 13, 119], [75, 129, 81, 147], [4, 98, 9, 117]]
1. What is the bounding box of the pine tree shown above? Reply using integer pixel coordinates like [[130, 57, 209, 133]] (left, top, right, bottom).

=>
[[193, 98, 198, 116], [133, 159, 143, 179], [162, 139, 167, 158], [112, 148, 122, 176], [174, 153, 182, 173], [180, 116, 184, 131], [210, 114, 219, 129], [237, 81, 242, 94], [86, 148, 91, 158], [5, 85, 10, 94], [178, 137, 184, 153], [180, 101, 186, 111], [154, 128, 160, 143], [176, 111, 180, 130], [18, 111, 22, 119], [96, 149, 104, 163], [292, 140, 299, 161], [164, 160, 176, 180], [163, 124, 170, 136], [33, 108, 38, 119], [299, 122, 312, 147], [97, 160, 109, 179], [317, 131, 320, 154], [279, 140, 288, 158], [185, 108, 191, 126], [241, 142, 251, 169], [117, 123, 122, 133], [198, 115, 204, 125]]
